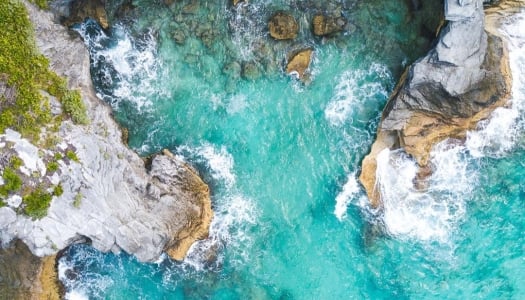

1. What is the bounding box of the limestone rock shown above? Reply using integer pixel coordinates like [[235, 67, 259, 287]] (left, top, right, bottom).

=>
[[0, 1, 213, 263], [268, 12, 299, 40], [359, 0, 512, 207], [312, 14, 346, 36], [286, 49, 313, 80]]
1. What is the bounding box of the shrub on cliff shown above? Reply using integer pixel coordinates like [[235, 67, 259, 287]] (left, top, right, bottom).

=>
[[22, 187, 52, 219], [0, 0, 88, 140]]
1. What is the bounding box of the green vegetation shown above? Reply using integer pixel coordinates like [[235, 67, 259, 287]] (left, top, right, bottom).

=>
[[62, 89, 89, 125], [46, 161, 59, 173], [66, 150, 80, 162], [0, 0, 88, 141], [29, 0, 48, 9], [53, 184, 63, 197], [10, 156, 23, 169], [22, 187, 52, 219], [0, 167, 22, 197], [73, 192, 82, 208]]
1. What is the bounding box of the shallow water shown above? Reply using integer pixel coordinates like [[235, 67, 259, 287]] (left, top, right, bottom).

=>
[[59, 1, 525, 299]]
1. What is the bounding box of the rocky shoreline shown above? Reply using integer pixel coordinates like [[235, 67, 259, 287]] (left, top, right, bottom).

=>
[[0, 0, 212, 269], [359, 0, 520, 207]]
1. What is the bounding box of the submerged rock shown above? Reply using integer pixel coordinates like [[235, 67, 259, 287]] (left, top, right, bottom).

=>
[[268, 12, 299, 40], [243, 62, 261, 80], [0, 1, 213, 263], [359, 0, 514, 207], [312, 14, 346, 36], [286, 48, 313, 80]]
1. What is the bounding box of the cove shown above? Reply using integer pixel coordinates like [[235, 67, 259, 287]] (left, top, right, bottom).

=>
[[58, 1, 525, 299]]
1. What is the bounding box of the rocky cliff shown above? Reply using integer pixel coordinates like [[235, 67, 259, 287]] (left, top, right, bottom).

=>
[[0, 1, 212, 262], [359, 0, 515, 207]]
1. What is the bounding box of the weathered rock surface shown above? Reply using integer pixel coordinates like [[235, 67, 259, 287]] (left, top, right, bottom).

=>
[[0, 240, 43, 299], [312, 14, 346, 36], [268, 12, 299, 40], [60, 0, 109, 29], [0, 1, 212, 263], [359, 0, 513, 207], [286, 48, 313, 80]]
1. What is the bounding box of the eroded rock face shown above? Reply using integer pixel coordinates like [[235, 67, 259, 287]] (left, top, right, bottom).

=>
[[359, 0, 512, 207], [268, 12, 299, 40], [0, 240, 42, 300], [61, 0, 109, 29], [0, 1, 212, 263], [286, 49, 313, 80]]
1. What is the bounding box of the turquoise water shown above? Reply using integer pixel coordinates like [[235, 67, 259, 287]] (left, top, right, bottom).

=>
[[59, 1, 525, 299]]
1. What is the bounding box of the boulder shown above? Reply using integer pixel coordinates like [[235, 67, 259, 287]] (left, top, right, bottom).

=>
[[268, 12, 299, 40], [286, 49, 313, 80], [312, 14, 346, 36]]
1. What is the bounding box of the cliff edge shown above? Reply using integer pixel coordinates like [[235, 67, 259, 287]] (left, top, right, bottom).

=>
[[0, 1, 212, 262], [359, 0, 516, 207]]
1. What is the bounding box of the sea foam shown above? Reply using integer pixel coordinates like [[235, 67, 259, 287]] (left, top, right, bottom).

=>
[[370, 10, 525, 244], [175, 143, 257, 271], [75, 21, 163, 110], [325, 63, 390, 126]]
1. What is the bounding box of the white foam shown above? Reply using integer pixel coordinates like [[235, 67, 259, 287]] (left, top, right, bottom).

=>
[[365, 10, 525, 244], [174, 144, 257, 270], [325, 63, 390, 126], [334, 172, 360, 221], [65, 290, 89, 300], [226, 93, 249, 115], [467, 10, 525, 157], [75, 22, 162, 110], [183, 194, 257, 270], [194, 144, 236, 187], [375, 145, 472, 243]]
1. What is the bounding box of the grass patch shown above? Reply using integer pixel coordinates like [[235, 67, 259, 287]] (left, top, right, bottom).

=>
[[10, 155, 23, 169], [22, 187, 52, 219], [53, 184, 63, 197], [28, 0, 48, 10], [73, 192, 82, 208], [46, 161, 59, 173], [0, 167, 22, 197], [66, 150, 80, 162]]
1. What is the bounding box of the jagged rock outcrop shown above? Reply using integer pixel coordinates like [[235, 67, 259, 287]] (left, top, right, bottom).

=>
[[0, 1, 212, 262], [59, 0, 109, 29], [359, 0, 513, 207], [286, 48, 314, 80]]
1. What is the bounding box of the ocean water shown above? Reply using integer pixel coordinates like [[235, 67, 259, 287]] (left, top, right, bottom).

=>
[[58, 1, 525, 299]]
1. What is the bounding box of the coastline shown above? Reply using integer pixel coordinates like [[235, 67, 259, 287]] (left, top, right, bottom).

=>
[[1, 0, 212, 271], [359, 0, 521, 207]]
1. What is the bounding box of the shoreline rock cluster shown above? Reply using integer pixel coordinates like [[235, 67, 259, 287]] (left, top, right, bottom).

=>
[[0, 0, 212, 265], [359, 0, 516, 207]]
